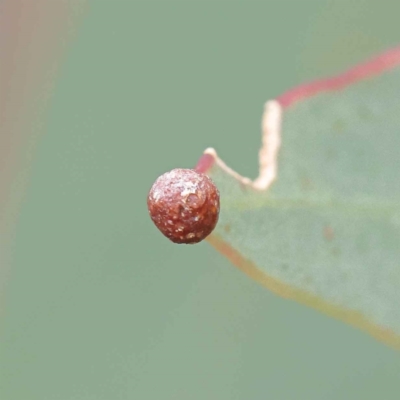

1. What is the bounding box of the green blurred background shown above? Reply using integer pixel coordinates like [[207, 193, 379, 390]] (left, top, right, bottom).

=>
[[1, 1, 400, 399]]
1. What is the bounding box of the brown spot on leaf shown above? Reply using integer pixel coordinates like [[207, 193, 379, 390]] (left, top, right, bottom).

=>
[[324, 226, 334, 241]]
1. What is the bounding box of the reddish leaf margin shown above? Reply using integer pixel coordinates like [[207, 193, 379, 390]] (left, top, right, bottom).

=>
[[196, 46, 400, 174]]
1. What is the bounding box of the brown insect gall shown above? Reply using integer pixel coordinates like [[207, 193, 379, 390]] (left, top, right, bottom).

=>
[[147, 168, 220, 244]]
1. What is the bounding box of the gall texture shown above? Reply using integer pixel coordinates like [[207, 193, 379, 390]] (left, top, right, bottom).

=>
[[147, 168, 220, 244]]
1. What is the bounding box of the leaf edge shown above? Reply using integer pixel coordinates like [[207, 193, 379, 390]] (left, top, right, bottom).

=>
[[208, 234, 400, 349]]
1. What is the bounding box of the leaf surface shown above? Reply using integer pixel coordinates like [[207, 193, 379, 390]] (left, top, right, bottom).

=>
[[196, 48, 400, 348]]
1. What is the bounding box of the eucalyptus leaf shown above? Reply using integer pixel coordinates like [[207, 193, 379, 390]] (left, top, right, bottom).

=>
[[197, 48, 400, 348]]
